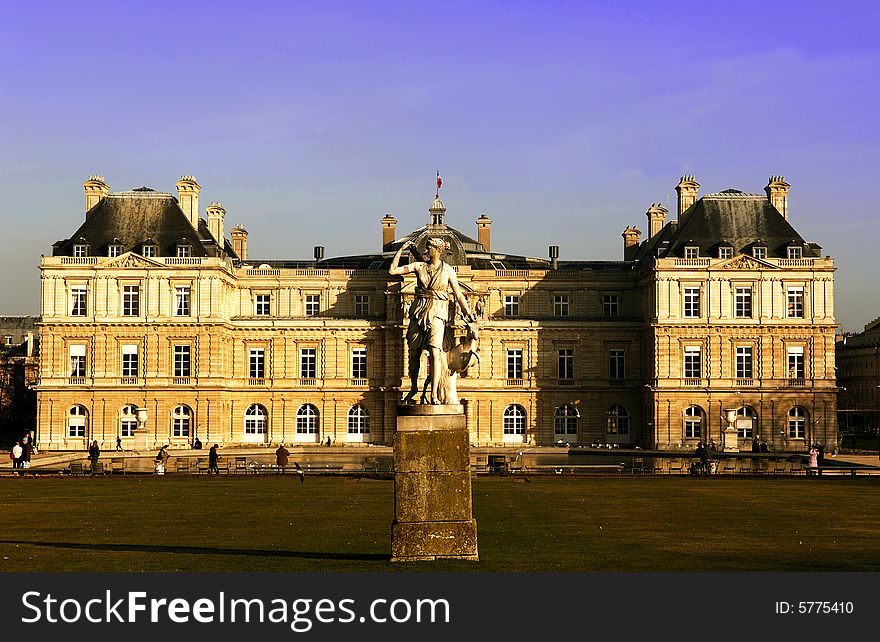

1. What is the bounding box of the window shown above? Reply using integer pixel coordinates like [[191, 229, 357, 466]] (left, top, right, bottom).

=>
[[296, 405, 319, 436], [606, 405, 629, 435], [108, 244, 122, 257], [557, 349, 573, 381], [609, 349, 625, 381], [300, 348, 316, 379], [684, 246, 699, 259], [171, 405, 191, 438], [69, 344, 86, 377], [788, 407, 807, 439], [347, 405, 370, 437], [554, 405, 578, 439], [142, 245, 156, 258], [244, 404, 267, 435], [255, 294, 270, 316], [249, 348, 265, 379], [305, 294, 320, 316], [70, 286, 87, 316], [603, 294, 619, 318], [73, 244, 88, 258], [122, 285, 140, 316], [120, 405, 138, 438], [2, 335, 12, 346], [734, 287, 752, 318], [718, 246, 733, 259], [121, 344, 139, 378], [176, 245, 192, 258], [752, 246, 767, 259], [503, 405, 526, 440], [174, 286, 191, 317], [736, 406, 755, 439], [173, 345, 191, 378], [68, 405, 87, 438], [684, 406, 703, 439], [787, 246, 802, 259], [504, 295, 520, 317], [787, 287, 804, 318], [351, 347, 367, 380], [507, 348, 523, 380], [490, 260, 506, 270], [735, 346, 753, 379], [354, 294, 370, 317], [553, 295, 569, 317], [787, 346, 805, 380], [683, 346, 701, 379], [683, 286, 700, 318]]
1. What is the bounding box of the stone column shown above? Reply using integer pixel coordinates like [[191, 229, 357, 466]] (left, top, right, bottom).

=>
[[391, 404, 479, 561]]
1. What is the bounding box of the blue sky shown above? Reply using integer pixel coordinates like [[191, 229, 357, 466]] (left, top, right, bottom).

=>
[[1, 0, 878, 330]]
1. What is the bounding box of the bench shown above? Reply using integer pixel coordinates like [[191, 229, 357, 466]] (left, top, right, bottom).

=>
[[521, 464, 625, 475]]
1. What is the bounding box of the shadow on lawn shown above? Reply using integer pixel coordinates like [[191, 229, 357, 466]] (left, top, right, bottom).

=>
[[0, 540, 388, 562]]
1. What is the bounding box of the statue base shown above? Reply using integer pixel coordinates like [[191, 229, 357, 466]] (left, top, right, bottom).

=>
[[391, 405, 478, 562]]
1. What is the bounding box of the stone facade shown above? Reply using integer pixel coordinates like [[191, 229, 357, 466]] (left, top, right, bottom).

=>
[[836, 318, 880, 438], [35, 174, 837, 452]]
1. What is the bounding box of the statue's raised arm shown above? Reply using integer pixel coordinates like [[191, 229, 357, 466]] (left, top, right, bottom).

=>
[[389, 241, 420, 276]]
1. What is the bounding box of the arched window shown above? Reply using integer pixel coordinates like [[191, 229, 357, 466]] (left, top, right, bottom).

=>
[[296, 404, 319, 443], [683, 405, 704, 439], [347, 405, 370, 442], [171, 404, 192, 438], [245, 404, 267, 435], [68, 405, 88, 438], [120, 405, 138, 438], [606, 405, 629, 435], [554, 405, 579, 440], [788, 406, 807, 440], [503, 404, 526, 443], [736, 406, 756, 439]]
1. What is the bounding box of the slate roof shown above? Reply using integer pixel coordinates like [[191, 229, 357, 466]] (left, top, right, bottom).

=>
[[52, 190, 237, 259], [633, 190, 821, 260]]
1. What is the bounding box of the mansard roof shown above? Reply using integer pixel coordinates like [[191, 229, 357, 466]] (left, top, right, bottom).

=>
[[634, 190, 822, 260], [52, 190, 237, 258]]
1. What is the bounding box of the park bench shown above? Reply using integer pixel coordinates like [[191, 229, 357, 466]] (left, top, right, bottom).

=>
[[109, 458, 126, 474], [521, 464, 625, 475]]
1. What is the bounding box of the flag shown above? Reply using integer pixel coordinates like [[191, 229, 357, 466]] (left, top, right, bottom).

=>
[[436, 171, 443, 191]]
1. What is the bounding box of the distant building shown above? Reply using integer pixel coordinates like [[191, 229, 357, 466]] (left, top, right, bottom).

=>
[[836, 318, 880, 439], [0, 316, 38, 443], [35, 174, 837, 451]]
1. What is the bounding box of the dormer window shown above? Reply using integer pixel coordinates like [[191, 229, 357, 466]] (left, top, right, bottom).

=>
[[684, 246, 699, 259], [108, 244, 123, 257], [718, 246, 733, 259], [73, 244, 88, 258], [787, 246, 802, 259], [142, 245, 157, 258], [176, 244, 192, 258], [752, 246, 767, 259]]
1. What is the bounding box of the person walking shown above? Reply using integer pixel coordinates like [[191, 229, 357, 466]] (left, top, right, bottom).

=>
[[816, 443, 825, 476], [115, 436, 122, 452], [155, 444, 169, 475], [208, 443, 220, 475], [88, 440, 101, 473], [807, 444, 819, 476], [20, 435, 32, 468]]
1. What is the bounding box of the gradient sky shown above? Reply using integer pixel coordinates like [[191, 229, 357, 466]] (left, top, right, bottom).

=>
[[1, 0, 878, 331]]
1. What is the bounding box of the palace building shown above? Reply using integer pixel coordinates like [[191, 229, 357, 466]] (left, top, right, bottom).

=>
[[35, 174, 838, 451]]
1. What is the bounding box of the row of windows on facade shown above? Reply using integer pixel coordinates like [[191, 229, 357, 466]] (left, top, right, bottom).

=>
[[682, 245, 804, 260], [68, 286, 357, 318], [680, 286, 805, 319], [61, 403, 632, 439], [681, 345, 806, 380], [502, 294, 622, 318], [72, 243, 192, 259], [681, 405, 813, 440]]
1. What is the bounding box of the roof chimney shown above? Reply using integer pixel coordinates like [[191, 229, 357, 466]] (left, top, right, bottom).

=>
[[765, 175, 790, 220], [176, 175, 201, 229], [646, 203, 668, 239], [83, 175, 109, 216], [230, 225, 248, 261], [206, 202, 226, 246], [314, 245, 324, 262], [476, 213, 492, 252], [675, 175, 700, 220], [622, 226, 642, 260], [548, 245, 559, 270], [381, 213, 397, 249]]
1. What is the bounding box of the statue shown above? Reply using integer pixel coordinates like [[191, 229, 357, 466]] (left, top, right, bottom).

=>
[[390, 238, 477, 404]]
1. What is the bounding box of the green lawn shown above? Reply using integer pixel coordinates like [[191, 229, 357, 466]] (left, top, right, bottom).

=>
[[1, 476, 878, 572]]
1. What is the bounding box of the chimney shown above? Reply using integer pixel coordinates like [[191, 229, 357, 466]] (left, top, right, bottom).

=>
[[381, 213, 397, 248], [314, 245, 324, 262], [675, 175, 700, 220], [765, 175, 791, 220], [622, 226, 642, 258], [206, 202, 226, 246], [647, 203, 668, 239], [549, 245, 559, 270], [176, 175, 201, 229], [230, 225, 248, 261], [25, 332, 34, 357], [83, 175, 109, 216], [476, 213, 492, 252]]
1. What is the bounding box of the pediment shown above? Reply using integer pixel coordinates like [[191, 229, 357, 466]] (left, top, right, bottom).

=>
[[716, 254, 777, 270], [100, 252, 164, 269]]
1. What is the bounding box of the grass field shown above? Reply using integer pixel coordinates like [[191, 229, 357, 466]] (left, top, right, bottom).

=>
[[1, 475, 879, 572]]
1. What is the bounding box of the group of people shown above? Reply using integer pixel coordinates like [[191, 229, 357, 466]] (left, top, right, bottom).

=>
[[8, 433, 34, 471], [751, 436, 770, 453], [692, 441, 715, 475]]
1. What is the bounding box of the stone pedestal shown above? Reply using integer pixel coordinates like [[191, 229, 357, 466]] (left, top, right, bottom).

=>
[[723, 427, 740, 452], [391, 404, 479, 562]]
